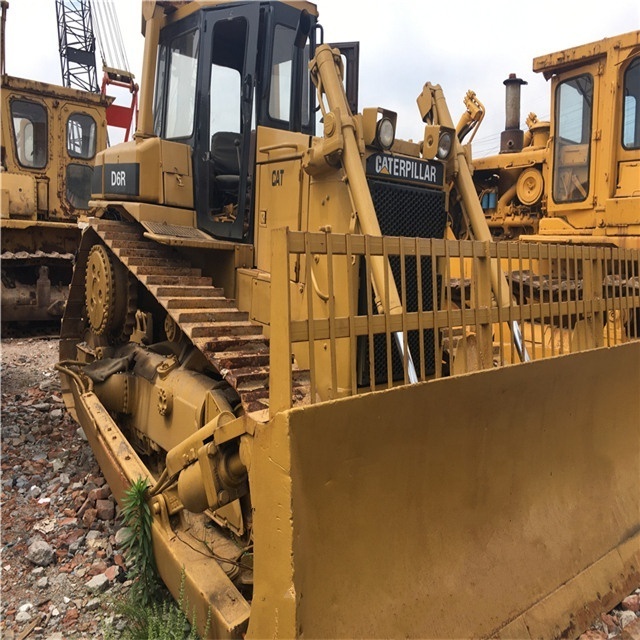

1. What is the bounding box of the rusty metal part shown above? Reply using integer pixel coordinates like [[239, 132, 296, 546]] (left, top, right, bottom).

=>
[[500, 73, 527, 153], [1, 251, 74, 323]]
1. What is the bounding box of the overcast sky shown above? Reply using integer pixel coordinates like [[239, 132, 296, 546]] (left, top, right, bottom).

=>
[[4, 0, 639, 153]]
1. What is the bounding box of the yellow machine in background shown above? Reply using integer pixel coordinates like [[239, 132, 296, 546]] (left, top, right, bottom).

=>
[[449, 30, 640, 364], [56, 2, 640, 637], [467, 31, 640, 246], [0, 1, 110, 328]]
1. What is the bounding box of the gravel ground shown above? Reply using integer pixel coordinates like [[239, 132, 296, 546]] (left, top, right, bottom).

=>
[[1, 335, 639, 640], [1, 337, 132, 640]]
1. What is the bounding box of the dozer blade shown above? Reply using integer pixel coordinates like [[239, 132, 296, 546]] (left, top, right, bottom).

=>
[[248, 342, 640, 639]]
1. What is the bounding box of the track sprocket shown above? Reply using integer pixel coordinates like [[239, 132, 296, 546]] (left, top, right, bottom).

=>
[[85, 244, 136, 341]]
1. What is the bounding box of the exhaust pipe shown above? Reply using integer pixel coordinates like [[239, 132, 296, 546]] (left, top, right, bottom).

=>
[[500, 74, 527, 153]]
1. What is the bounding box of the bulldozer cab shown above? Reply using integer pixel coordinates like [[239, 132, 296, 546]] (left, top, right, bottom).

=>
[[149, 1, 360, 243], [151, 2, 317, 240], [1, 77, 110, 219]]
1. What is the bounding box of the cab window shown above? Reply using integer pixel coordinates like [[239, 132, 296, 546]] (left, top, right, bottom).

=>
[[553, 74, 593, 203], [11, 99, 48, 169], [66, 164, 93, 209], [622, 57, 640, 149], [67, 113, 97, 159], [266, 23, 312, 131], [269, 25, 296, 123], [209, 18, 246, 136], [156, 28, 200, 139]]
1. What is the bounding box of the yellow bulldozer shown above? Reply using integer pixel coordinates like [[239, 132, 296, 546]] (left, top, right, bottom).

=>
[[0, 1, 111, 329], [56, 1, 640, 637], [469, 31, 640, 248]]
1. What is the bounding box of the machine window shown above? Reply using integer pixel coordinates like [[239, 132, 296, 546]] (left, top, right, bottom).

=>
[[209, 16, 248, 137], [553, 74, 593, 203], [163, 29, 199, 139], [269, 25, 296, 123], [66, 163, 93, 209], [67, 113, 97, 159], [11, 99, 48, 169], [208, 17, 248, 221], [622, 57, 640, 149], [153, 44, 168, 136], [210, 65, 241, 134]]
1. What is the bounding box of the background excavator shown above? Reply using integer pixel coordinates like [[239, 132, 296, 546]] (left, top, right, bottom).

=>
[[55, 1, 639, 637]]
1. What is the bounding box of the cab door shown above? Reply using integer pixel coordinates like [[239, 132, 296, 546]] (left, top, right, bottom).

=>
[[194, 4, 260, 241]]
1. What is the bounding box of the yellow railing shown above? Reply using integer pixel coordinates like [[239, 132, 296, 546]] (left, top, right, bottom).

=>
[[269, 229, 640, 414]]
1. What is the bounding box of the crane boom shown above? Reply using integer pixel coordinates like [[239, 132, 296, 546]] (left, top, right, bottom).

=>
[[55, 0, 138, 141], [55, 0, 99, 92]]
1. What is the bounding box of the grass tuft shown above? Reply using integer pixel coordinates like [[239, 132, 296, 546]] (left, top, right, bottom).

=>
[[104, 479, 211, 639]]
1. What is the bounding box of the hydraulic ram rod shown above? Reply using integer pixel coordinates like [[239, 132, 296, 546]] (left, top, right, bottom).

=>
[[427, 83, 530, 362], [310, 45, 421, 380]]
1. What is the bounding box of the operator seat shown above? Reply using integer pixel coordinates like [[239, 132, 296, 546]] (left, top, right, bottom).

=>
[[210, 131, 241, 199]]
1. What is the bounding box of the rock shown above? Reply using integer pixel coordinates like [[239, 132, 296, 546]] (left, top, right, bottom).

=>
[[86, 573, 109, 594], [26, 539, 55, 567], [622, 595, 640, 612], [619, 610, 637, 628], [104, 564, 123, 582], [36, 576, 48, 589], [114, 527, 132, 548], [82, 508, 97, 528], [50, 409, 63, 419], [29, 485, 42, 499], [15, 610, 32, 623], [52, 459, 65, 474], [34, 517, 57, 534], [96, 499, 115, 521], [88, 486, 111, 502], [85, 597, 101, 611], [63, 607, 79, 624], [85, 531, 106, 549], [76, 427, 87, 441]]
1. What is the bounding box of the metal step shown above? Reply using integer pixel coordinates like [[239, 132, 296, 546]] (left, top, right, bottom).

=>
[[91, 221, 311, 420]]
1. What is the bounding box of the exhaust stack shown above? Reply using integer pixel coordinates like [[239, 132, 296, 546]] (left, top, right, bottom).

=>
[[500, 73, 527, 153]]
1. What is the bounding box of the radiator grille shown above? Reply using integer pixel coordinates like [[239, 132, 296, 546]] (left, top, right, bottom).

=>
[[358, 179, 447, 385]]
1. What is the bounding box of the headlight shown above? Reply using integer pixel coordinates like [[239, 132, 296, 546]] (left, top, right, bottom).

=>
[[437, 130, 453, 159], [376, 117, 395, 150]]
